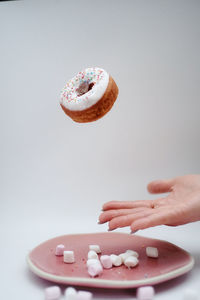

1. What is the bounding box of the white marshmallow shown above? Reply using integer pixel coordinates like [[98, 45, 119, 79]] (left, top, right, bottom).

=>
[[100, 255, 112, 269], [110, 254, 122, 266], [89, 245, 101, 254], [88, 262, 103, 277], [146, 247, 159, 258], [45, 286, 61, 300], [88, 250, 98, 260], [119, 252, 131, 263], [86, 258, 101, 268], [64, 287, 77, 300], [77, 291, 93, 300], [64, 251, 75, 263], [125, 249, 139, 258], [183, 289, 199, 300], [124, 256, 139, 268]]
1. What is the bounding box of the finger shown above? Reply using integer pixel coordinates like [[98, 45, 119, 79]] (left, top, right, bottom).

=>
[[99, 207, 151, 224], [130, 209, 174, 231], [147, 178, 175, 194], [108, 209, 154, 231], [102, 200, 154, 211]]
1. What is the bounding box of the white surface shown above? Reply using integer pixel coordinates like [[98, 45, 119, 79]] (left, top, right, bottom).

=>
[[0, 0, 200, 299]]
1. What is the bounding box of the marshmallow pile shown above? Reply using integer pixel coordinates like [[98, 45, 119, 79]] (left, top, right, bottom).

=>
[[86, 244, 159, 277], [45, 286, 93, 300], [46, 244, 198, 300], [86, 246, 103, 277], [55, 243, 159, 278], [86, 245, 140, 277], [48, 244, 161, 300]]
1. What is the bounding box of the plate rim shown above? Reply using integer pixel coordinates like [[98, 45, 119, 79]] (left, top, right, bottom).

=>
[[27, 232, 195, 288], [27, 252, 194, 288]]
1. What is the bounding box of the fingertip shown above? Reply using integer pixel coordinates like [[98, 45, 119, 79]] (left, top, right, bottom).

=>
[[102, 201, 114, 211], [130, 229, 138, 234], [147, 179, 174, 194], [107, 221, 115, 231], [147, 180, 160, 193], [98, 217, 106, 225], [102, 204, 107, 211], [131, 219, 150, 231], [108, 223, 115, 231], [130, 223, 139, 232], [98, 213, 105, 224], [102, 200, 123, 211]]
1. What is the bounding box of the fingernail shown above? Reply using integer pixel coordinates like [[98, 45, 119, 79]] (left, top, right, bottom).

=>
[[98, 220, 106, 224], [130, 230, 138, 234], [108, 228, 113, 232]]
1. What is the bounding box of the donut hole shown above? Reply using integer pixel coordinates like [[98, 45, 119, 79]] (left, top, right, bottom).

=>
[[88, 82, 95, 91], [76, 82, 95, 97]]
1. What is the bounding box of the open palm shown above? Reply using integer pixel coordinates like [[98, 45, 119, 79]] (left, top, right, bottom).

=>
[[99, 175, 200, 232]]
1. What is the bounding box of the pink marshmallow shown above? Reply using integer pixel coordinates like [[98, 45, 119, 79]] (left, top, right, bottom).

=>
[[55, 244, 65, 256], [137, 286, 155, 300], [100, 255, 112, 269], [77, 291, 93, 300], [88, 262, 103, 277], [44, 286, 61, 300]]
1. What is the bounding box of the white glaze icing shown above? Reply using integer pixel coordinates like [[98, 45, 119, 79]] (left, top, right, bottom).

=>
[[60, 67, 109, 111]]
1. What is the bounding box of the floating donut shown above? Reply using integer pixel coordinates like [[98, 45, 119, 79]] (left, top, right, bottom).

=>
[[60, 67, 118, 123]]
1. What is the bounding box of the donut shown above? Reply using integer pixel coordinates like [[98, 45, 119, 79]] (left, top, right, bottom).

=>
[[60, 67, 118, 123]]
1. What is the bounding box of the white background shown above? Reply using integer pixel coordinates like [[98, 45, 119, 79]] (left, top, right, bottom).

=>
[[0, 0, 200, 299]]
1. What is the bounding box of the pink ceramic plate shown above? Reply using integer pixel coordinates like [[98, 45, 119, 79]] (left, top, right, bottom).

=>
[[27, 232, 194, 289]]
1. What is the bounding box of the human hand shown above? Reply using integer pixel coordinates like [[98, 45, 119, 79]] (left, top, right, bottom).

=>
[[98, 175, 200, 232]]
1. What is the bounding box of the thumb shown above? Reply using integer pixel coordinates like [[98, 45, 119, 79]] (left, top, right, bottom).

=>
[[147, 178, 174, 194]]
